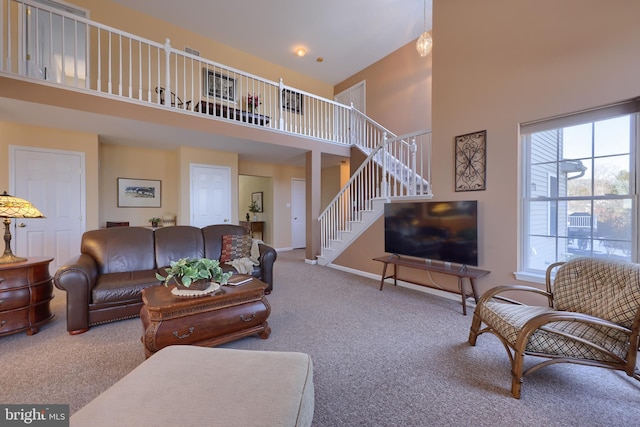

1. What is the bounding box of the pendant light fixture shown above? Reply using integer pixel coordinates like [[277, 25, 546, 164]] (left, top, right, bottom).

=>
[[416, 0, 432, 57]]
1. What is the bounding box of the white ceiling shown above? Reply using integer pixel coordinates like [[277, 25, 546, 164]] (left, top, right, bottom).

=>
[[111, 0, 433, 85]]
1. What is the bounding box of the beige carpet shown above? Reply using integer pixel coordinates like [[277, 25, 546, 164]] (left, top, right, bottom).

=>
[[1, 249, 639, 426]]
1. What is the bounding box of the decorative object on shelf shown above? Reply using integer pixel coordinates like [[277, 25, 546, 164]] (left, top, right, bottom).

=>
[[117, 178, 161, 208], [246, 212, 250, 221], [247, 93, 261, 113], [162, 212, 176, 227], [0, 191, 45, 264], [282, 88, 303, 114], [156, 257, 233, 291], [416, 0, 433, 57], [149, 217, 161, 228], [455, 130, 487, 192]]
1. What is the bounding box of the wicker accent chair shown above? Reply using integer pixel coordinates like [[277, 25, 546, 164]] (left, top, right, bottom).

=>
[[468, 257, 640, 399]]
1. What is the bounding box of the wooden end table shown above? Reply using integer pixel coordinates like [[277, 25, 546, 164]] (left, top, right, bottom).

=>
[[0, 257, 54, 337], [140, 277, 271, 357]]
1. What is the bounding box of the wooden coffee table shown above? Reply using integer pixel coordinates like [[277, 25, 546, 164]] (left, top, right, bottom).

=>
[[140, 277, 271, 357]]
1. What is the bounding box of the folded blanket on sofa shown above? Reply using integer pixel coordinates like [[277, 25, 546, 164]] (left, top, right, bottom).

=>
[[226, 239, 263, 274]]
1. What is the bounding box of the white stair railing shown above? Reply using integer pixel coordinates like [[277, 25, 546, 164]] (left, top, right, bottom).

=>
[[0, 0, 353, 144], [319, 129, 432, 259], [0, 0, 432, 261]]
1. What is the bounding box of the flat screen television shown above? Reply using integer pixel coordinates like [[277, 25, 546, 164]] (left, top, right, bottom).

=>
[[384, 200, 478, 266]]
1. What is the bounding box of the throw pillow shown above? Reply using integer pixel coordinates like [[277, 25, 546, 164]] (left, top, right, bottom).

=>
[[220, 234, 252, 263]]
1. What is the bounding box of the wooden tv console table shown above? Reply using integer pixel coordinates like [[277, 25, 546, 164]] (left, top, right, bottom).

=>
[[196, 101, 270, 126], [373, 255, 490, 315]]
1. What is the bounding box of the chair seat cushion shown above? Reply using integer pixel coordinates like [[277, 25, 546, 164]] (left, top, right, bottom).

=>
[[480, 301, 630, 362]]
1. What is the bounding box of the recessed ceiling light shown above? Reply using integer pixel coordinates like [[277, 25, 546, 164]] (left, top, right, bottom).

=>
[[296, 48, 306, 57]]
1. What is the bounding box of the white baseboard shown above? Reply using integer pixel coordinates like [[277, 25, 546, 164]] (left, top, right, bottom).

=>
[[326, 262, 476, 309]]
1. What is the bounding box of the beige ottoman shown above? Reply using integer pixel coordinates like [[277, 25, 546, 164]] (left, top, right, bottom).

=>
[[71, 346, 314, 427]]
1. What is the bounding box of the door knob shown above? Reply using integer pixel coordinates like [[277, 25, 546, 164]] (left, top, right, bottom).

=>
[[18, 223, 26, 228]]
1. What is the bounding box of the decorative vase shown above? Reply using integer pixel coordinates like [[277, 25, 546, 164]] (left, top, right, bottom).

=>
[[253, 215, 258, 221]]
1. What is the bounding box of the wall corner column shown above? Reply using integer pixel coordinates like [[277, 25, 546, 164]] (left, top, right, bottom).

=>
[[305, 150, 321, 261]]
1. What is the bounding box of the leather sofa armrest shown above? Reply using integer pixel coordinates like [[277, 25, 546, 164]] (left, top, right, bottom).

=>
[[258, 243, 277, 293], [53, 253, 98, 334]]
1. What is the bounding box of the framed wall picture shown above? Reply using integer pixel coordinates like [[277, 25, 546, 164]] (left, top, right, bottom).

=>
[[251, 192, 263, 212], [455, 130, 487, 192], [117, 178, 161, 207], [282, 88, 303, 114], [203, 69, 236, 102]]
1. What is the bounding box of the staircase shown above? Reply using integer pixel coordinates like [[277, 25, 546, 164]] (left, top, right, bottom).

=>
[[317, 117, 433, 266]]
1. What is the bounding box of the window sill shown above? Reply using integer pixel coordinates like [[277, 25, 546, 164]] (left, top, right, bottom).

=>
[[513, 271, 546, 285]]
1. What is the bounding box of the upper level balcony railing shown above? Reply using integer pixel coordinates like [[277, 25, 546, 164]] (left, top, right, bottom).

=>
[[0, 0, 353, 144]]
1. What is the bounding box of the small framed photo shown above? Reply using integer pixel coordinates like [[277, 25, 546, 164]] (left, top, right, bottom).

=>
[[282, 89, 303, 114], [455, 130, 487, 192], [251, 192, 263, 213], [117, 178, 161, 208], [203, 69, 236, 102]]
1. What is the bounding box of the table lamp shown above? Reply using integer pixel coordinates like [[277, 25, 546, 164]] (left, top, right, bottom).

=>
[[0, 191, 45, 264]]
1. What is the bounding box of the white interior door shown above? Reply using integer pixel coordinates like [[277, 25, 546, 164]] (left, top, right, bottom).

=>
[[334, 80, 366, 143], [11, 146, 85, 273], [190, 164, 231, 227], [335, 80, 366, 113], [291, 178, 306, 248]]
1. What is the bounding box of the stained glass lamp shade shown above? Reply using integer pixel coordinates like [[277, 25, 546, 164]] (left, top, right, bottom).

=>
[[0, 191, 45, 264]]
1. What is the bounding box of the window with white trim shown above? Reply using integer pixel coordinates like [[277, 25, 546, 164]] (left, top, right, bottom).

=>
[[521, 100, 639, 274]]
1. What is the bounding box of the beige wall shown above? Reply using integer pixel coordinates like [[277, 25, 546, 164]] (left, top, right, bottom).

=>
[[99, 143, 179, 227], [321, 165, 341, 212], [431, 0, 640, 295], [0, 122, 100, 230], [335, 40, 432, 135], [334, 0, 640, 297]]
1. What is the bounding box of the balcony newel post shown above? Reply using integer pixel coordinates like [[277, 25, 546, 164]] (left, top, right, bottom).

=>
[[382, 132, 389, 198], [410, 138, 417, 196], [164, 38, 171, 106], [278, 78, 284, 130], [349, 102, 355, 145]]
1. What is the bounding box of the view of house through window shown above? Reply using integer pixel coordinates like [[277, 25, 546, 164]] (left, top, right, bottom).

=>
[[521, 101, 638, 274]]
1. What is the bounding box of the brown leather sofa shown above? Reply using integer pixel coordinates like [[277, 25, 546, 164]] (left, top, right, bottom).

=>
[[53, 224, 277, 335]]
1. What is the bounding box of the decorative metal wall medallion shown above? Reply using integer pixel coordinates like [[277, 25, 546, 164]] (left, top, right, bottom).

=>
[[455, 130, 487, 192]]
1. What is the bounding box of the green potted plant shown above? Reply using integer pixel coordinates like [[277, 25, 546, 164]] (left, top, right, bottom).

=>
[[248, 200, 260, 221], [149, 217, 161, 227], [156, 257, 233, 290]]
